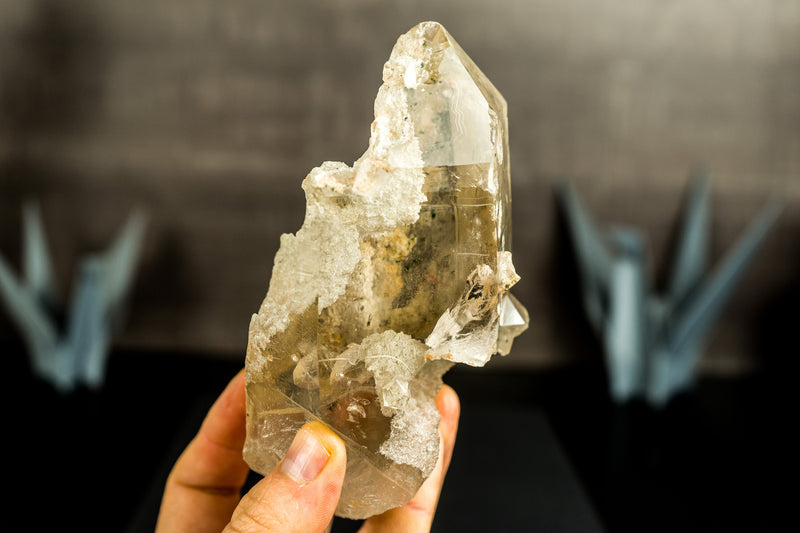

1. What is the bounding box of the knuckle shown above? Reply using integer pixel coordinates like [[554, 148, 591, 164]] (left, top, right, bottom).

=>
[[226, 507, 279, 533], [225, 492, 287, 533]]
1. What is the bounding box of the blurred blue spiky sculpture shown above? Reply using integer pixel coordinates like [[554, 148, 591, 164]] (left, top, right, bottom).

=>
[[558, 175, 780, 407], [0, 203, 146, 392]]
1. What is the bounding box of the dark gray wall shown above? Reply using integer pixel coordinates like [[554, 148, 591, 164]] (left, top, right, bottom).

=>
[[1, 0, 798, 372]]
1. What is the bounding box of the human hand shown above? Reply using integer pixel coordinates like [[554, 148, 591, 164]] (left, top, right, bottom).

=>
[[155, 369, 460, 533]]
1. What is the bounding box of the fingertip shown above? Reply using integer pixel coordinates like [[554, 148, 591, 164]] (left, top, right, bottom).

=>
[[203, 369, 247, 438], [215, 369, 246, 411], [436, 384, 460, 423], [231, 368, 246, 387], [435, 385, 459, 474], [298, 422, 347, 518], [278, 421, 347, 485], [231, 368, 246, 398], [302, 421, 347, 463], [227, 421, 345, 532]]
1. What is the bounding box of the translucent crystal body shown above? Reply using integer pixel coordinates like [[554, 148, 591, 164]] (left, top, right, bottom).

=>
[[244, 21, 528, 519]]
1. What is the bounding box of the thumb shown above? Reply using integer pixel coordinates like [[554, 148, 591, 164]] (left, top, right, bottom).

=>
[[224, 421, 346, 533]]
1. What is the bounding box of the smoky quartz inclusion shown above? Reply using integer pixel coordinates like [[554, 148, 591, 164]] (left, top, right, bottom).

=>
[[244, 21, 528, 518]]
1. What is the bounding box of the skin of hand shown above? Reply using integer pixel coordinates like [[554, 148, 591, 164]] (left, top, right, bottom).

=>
[[155, 369, 460, 533]]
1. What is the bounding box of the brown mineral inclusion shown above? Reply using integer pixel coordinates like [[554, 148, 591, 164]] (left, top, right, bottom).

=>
[[244, 21, 529, 518]]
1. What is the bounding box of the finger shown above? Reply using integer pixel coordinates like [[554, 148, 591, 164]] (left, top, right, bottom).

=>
[[223, 421, 347, 533], [359, 384, 460, 533], [156, 369, 250, 533]]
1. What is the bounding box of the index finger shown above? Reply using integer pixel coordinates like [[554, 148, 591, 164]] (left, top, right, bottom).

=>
[[156, 369, 251, 533]]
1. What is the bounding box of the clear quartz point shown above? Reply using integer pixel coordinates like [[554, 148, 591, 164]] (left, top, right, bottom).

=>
[[244, 21, 528, 519]]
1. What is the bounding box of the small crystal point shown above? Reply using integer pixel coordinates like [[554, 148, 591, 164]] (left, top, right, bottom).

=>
[[244, 21, 528, 518]]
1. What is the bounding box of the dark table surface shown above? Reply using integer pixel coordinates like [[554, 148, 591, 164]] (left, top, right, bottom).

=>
[[5, 342, 793, 532]]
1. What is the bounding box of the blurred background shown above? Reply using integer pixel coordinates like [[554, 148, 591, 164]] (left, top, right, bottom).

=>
[[1, 1, 797, 532]]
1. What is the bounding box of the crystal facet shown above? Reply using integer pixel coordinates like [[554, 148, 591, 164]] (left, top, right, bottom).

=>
[[244, 21, 528, 518]]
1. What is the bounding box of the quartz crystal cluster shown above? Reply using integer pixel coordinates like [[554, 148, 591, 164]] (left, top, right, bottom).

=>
[[244, 21, 528, 518]]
